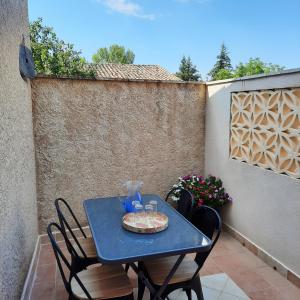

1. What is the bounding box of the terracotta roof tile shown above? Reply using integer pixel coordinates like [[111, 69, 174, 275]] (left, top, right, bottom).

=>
[[93, 64, 181, 82]]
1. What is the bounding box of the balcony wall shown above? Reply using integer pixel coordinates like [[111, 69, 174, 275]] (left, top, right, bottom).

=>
[[0, 1, 38, 299], [205, 70, 300, 276], [31, 78, 206, 232]]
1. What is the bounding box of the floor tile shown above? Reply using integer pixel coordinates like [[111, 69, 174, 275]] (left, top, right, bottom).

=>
[[212, 251, 267, 274], [256, 266, 300, 300], [35, 263, 56, 285], [55, 286, 68, 300], [222, 275, 250, 299], [168, 289, 182, 299], [202, 286, 221, 299], [218, 291, 246, 300], [30, 283, 56, 300], [27, 232, 300, 300], [38, 245, 56, 266], [247, 287, 286, 300], [200, 259, 223, 276], [201, 273, 228, 291], [226, 269, 273, 294]]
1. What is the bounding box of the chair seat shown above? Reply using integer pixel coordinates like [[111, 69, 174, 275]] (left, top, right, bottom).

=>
[[143, 255, 198, 285], [73, 237, 97, 259], [71, 264, 133, 299]]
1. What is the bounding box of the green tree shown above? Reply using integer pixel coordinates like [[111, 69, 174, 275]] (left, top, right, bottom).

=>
[[176, 56, 201, 81], [30, 18, 94, 77], [214, 69, 234, 80], [92, 44, 135, 64], [208, 43, 232, 80], [234, 58, 285, 78]]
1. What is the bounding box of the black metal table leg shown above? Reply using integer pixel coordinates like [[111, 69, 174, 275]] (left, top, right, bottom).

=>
[[131, 255, 186, 300], [152, 254, 185, 300]]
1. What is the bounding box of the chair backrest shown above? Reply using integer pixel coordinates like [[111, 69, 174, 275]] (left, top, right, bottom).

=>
[[165, 188, 193, 219], [191, 205, 221, 273], [55, 198, 88, 259], [47, 222, 93, 299]]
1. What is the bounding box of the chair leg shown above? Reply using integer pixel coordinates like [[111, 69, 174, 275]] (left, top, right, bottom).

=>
[[191, 276, 204, 300], [124, 263, 130, 273], [137, 277, 146, 300], [185, 288, 192, 300], [150, 294, 155, 300]]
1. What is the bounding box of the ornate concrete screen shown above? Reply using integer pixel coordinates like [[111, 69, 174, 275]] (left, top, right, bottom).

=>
[[230, 88, 300, 179]]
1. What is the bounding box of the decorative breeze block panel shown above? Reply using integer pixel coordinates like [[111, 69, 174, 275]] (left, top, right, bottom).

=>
[[230, 88, 300, 179]]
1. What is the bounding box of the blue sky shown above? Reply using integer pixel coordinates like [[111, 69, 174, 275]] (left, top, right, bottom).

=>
[[29, 0, 300, 77]]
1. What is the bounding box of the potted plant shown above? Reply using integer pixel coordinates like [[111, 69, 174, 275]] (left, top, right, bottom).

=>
[[171, 175, 232, 212]]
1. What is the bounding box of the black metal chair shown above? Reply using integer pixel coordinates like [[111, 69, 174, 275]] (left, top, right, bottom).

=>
[[165, 187, 194, 220], [55, 198, 98, 273], [138, 205, 221, 300], [47, 222, 134, 300]]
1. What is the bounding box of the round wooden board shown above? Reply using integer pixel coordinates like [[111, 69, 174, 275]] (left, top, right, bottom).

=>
[[122, 212, 168, 234]]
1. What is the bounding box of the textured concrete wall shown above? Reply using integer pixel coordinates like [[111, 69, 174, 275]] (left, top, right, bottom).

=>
[[0, 0, 38, 299], [31, 78, 206, 232], [205, 72, 300, 276]]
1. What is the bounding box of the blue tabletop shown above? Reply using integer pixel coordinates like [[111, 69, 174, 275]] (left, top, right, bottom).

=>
[[83, 194, 212, 264]]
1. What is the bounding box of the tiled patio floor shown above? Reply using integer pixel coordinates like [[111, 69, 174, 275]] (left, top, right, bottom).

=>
[[29, 231, 300, 300]]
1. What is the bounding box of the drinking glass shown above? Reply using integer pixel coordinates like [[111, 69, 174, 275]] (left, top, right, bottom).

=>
[[149, 200, 158, 214], [145, 204, 154, 216], [134, 203, 144, 224]]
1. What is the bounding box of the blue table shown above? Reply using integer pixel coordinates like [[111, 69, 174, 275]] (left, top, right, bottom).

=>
[[83, 194, 212, 299]]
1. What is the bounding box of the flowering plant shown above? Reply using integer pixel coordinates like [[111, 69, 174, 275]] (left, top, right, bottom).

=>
[[172, 175, 232, 208]]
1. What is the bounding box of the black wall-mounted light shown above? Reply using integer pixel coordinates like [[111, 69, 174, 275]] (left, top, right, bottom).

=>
[[19, 35, 36, 80]]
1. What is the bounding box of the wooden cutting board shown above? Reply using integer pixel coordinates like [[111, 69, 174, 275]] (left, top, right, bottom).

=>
[[122, 212, 168, 233]]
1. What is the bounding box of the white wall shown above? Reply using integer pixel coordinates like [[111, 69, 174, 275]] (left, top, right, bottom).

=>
[[205, 71, 300, 275]]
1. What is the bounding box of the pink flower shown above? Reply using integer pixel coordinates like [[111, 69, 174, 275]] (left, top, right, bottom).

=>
[[197, 199, 204, 206]]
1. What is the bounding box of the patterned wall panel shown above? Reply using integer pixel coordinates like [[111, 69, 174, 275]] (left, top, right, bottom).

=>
[[230, 88, 300, 179]]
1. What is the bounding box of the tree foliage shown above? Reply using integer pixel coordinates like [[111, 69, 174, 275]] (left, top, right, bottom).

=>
[[214, 69, 234, 81], [92, 44, 135, 64], [208, 43, 232, 80], [208, 43, 285, 80], [29, 18, 94, 77], [176, 56, 201, 81], [234, 58, 285, 78]]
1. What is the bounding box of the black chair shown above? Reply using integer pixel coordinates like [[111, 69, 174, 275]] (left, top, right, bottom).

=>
[[55, 198, 98, 273], [165, 187, 194, 220], [47, 222, 134, 300], [138, 205, 221, 300]]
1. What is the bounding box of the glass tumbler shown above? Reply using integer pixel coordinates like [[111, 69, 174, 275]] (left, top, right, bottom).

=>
[[134, 203, 144, 224], [149, 200, 158, 214], [145, 204, 154, 216]]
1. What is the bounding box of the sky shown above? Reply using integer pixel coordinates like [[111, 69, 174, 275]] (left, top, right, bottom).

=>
[[29, 0, 300, 78]]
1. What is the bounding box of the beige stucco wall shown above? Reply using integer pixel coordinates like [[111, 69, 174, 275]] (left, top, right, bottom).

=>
[[31, 78, 206, 232], [205, 72, 300, 275], [0, 0, 38, 299]]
